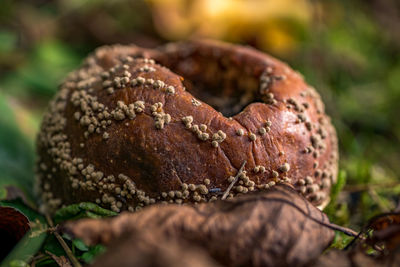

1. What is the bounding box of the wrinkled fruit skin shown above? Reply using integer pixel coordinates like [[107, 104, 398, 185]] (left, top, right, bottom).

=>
[[36, 39, 338, 213]]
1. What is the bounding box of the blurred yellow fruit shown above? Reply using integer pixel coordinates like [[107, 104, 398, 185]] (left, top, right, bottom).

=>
[[146, 0, 312, 54]]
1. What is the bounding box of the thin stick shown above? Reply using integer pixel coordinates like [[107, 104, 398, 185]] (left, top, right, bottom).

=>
[[318, 222, 359, 237], [343, 181, 400, 193], [45, 214, 82, 267], [222, 161, 246, 200]]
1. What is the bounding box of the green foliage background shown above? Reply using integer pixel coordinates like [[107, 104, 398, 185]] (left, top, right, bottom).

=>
[[0, 0, 399, 264]]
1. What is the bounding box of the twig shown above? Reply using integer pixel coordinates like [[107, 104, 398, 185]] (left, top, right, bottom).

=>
[[344, 230, 365, 250], [343, 181, 400, 193], [45, 214, 82, 267], [318, 222, 359, 237], [222, 161, 246, 200], [30, 253, 51, 267]]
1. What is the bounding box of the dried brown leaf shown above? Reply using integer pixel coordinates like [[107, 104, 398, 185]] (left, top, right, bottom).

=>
[[4, 185, 29, 202], [316, 212, 400, 267], [91, 230, 221, 267], [313, 248, 400, 267], [369, 213, 400, 232], [371, 224, 400, 252], [347, 212, 400, 255], [63, 185, 335, 267]]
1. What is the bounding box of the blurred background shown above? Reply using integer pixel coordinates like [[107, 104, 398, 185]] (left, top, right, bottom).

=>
[[0, 0, 399, 231]]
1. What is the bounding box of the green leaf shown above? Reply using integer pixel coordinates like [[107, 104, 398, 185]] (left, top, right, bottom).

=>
[[0, 187, 6, 199], [0, 200, 47, 267], [8, 260, 29, 267], [35, 258, 58, 267], [329, 231, 354, 250], [0, 222, 47, 267], [72, 239, 89, 252], [41, 235, 66, 257], [54, 202, 117, 224], [79, 245, 105, 264]]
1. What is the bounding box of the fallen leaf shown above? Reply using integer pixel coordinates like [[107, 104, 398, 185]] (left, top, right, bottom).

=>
[[64, 185, 335, 267], [0, 207, 30, 261], [365, 212, 400, 255], [316, 212, 400, 267], [369, 213, 400, 232], [91, 230, 220, 267], [371, 223, 400, 253], [79, 244, 106, 264], [3, 186, 29, 203], [313, 248, 400, 267], [347, 212, 400, 255]]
